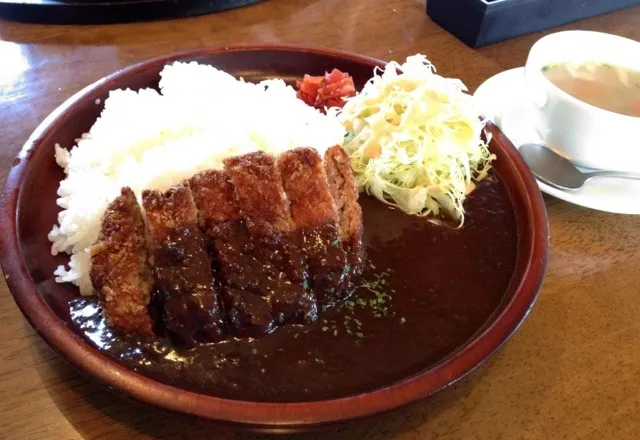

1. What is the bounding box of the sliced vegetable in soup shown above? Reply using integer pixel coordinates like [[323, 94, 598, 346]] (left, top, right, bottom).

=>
[[542, 61, 640, 117]]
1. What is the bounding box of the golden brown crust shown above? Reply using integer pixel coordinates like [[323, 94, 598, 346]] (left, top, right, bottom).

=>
[[89, 148, 364, 341], [189, 170, 241, 234], [224, 151, 315, 321], [142, 184, 226, 345], [324, 145, 364, 243], [224, 151, 294, 237], [278, 147, 339, 230], [189, 170, 278, 336], [142, 184, 199, 243], [89, 187, 154, 335]]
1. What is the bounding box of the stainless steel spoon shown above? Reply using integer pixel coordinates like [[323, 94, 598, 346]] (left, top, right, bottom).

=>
[[518, 143, 640, 191]]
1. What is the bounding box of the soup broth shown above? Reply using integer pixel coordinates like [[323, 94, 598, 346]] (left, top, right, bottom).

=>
[[542, 61, 640, 117]]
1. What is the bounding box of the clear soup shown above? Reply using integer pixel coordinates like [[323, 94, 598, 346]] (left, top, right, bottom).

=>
[[542, 61, 640, 118]]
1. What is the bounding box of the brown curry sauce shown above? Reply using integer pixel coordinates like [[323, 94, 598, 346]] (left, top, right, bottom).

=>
[[69, 175, 517, 403]]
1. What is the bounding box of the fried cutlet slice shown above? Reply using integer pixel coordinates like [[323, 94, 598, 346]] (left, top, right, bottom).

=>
[[278, 147, 349, 306], [324, 146, 366, 278], [190, 170, 275, 337], [142, 184, 226, 346], [278, 148, 337, 230], [224, 152, 317, 324], [223, 152, 295, 240], [89, 187, 154, 335]]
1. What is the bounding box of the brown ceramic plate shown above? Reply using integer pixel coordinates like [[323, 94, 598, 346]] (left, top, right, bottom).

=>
[[0, 44, 548, 433]]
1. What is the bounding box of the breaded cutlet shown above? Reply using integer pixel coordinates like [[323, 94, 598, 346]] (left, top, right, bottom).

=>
[[189, 170, 268, 287], [223, 151, 301, 278], [278, 147, 349, 306], [278, 147, 338, 230], [224, 152, 317, 324], [189, 170, 243, 229], [89, 187, 154, 335], [142, 184, 226, 345], [223, 151, 294, 238], [324, 145, 365, 276], [190, 170, 275, 337]]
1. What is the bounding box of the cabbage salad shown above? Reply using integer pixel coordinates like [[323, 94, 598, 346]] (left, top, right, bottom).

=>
[[332, 55, 494, 225]]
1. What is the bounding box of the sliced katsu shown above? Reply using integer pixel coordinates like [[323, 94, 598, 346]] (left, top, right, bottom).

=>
[[190, 170, 275, 337], [89, 146, 364, 345], [224, 152, 317, 324], [142, 184, 226, 346], [278, 147, 349, 307], [324, 145, 366, 278], [89, 187, 154, 335]]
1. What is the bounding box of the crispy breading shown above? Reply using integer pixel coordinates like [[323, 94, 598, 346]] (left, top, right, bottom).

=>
[[90, 147, 365, 341], [190, 170, 275, 336], [142, 184, 226, 345], [224, 152, 317, 323], [189, 170, 242, 230], [90, 187, 154, 335], [142, 184, 199, 242], [278, 147, 349, 306], [278, 147, 338, 229], [324, 145, 365, 274], [223, 151, 294, 237]]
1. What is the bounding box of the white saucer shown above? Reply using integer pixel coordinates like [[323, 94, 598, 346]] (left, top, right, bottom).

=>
[[474, 67, 640, 215]]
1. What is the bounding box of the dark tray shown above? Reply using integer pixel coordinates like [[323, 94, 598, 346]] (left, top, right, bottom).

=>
[[0, 0, 265, 24], [427, 0, 640, 48]]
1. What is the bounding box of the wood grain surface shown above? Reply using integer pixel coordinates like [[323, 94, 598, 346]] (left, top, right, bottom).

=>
[[1, 1, 640, 439]]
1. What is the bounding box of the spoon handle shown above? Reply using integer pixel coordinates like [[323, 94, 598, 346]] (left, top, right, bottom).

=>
[[584, 170, 640, 182]]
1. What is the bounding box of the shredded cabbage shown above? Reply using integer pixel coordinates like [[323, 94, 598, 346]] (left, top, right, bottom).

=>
[[332, 54, 495, 225]]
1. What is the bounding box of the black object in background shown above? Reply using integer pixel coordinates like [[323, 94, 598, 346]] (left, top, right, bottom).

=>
[[427, 0, 640, 48], [0, 0, 266, 24]]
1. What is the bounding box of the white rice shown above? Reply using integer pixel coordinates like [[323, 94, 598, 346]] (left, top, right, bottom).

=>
[[49, 61, 346, 296]]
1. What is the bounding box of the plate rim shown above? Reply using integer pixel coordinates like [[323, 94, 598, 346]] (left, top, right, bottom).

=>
[[0, 43, 549, 432]]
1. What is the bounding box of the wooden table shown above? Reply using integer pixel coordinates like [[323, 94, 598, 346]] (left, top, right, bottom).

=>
[[1, 2, 640, 438]]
